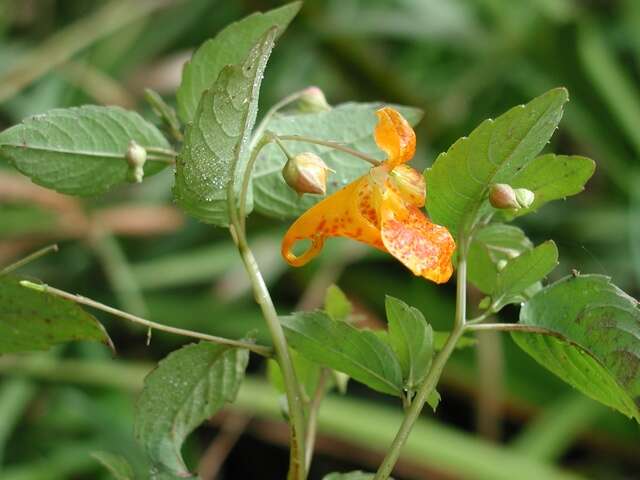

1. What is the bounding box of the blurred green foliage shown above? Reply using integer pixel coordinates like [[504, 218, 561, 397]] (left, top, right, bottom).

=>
[[1, 0, 639, 479]]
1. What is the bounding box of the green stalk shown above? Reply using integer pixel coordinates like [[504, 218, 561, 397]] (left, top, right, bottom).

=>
[[373, 243, 469, 479], [228, 162, 307, 478]]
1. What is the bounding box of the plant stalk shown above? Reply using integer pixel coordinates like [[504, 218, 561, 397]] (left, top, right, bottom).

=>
[[373, 243, 469, 479], [0, 244, 58, 276], [276, 134, 381, 166], [19, 281, 272, 357], [231, 228, 307, 480]]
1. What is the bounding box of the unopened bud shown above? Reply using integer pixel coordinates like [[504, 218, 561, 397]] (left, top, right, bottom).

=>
[[497, 259, 508, 271], [297, 86, 331, 113], [514, 188, 535, 209], [478, 296, 492, 310], [282, 152, 330, 195], [125, 140, 147, 183], [489, 183, 519, 210]]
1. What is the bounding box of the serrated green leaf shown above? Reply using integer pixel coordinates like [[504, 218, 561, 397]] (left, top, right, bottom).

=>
[[512, 274, 640, 422], [91, 451, 135, 480], [281, 311, 403, 396], [504, 154, 596, 219], [385, 296, 433, 389], [467, 224, 533, 295], [0, 275, 111, 354], [176, 2, 301, 122], [493, 240, 558, 307], [253, 103, 423, 219], [325, 285, 352, 322], [173, 30, 276, 226], [323, 472, 382, 480], [134, 342, 249, 477], [426, 88, 568, 236], [0, 106, 170, 196]]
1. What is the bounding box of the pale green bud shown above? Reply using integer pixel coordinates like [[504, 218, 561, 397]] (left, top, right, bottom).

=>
[[282, 152, 330, 195], [126, 140, 147, 183], [297, 86, 331, 113]]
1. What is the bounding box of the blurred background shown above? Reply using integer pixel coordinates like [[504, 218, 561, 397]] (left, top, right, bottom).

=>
[[1, 0, 639, 479]]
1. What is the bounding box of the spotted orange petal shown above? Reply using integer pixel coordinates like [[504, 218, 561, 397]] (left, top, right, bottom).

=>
[[374, 107, 416, 168], [380, 186, 455, 283], [281, 174, 384, 267]]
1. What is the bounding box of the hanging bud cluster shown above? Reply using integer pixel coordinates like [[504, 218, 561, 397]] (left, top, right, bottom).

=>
[[296, 86, 331, 113], [125, 140, 147, 183], [489, 183, 535, 210], [282, 152, 331, 195]]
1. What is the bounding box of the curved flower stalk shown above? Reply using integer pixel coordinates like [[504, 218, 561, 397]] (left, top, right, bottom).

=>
[[281, 107, 455, 283]]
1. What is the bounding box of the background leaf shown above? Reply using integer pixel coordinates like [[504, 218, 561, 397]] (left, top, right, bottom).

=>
[[281, 311, 403, 396], [252, 103, 423, 219], [173, 30, 275, 226], [176, 2, 300, 123], [0, 276, 111, 354], [324, 284, 352, 322], [134, 342, 249, 477], [385, 296, 433, 389], [503, 154, 595, 219], [0, 106, 170, 196], [425, 88, 568, 236], [513, 274, 640, 421], [467, 224, 533, 295]]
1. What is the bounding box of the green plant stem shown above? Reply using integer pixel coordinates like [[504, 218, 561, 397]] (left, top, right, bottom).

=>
[[374, 322, 466, 480], [276, 134, 381, 166], [250, 89, 309, 150], [18, 280, 272, 357], [239, 135, 272, 231], [374, 244, 469, 480], [229, 226, 307, 480], [305, 368, 329, 471], [0, 244, 58, 276]]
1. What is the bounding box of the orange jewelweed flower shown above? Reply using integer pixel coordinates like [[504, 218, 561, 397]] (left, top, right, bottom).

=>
[[281, 107, 455, 283]]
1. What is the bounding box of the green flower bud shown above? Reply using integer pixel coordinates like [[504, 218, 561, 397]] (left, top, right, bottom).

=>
[[496, 259, 508, 271], [282, 152, 331, 196], [125, 140, 147, 183], [489, 183, 519, 210], [297, 86, 331, 113], [514, 188, 535, 209], [478, 296, 492, 310]]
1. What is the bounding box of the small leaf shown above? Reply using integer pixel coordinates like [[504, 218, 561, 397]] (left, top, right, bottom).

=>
[[325, 285, 352, 322], [493, 240, 558, 307], [91, 451, 135, 480], [385, 296, 433, 389], [134, 342, 249, 477], [0, 106, 170, 196], [173, 30, 276, 226], [323, 472, 381, 480], [512, 274, 640, 422], [281, 311, 403, 396], [427, 389, 441, 412], [504, 154, 595, 219], [253, 103, 423, 219], [426, 88, 569, 236], [177, 2, 301, 122], [467, 224, 533, 295], [0, 276, 111, 354], [433, 331, 477, 351]]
